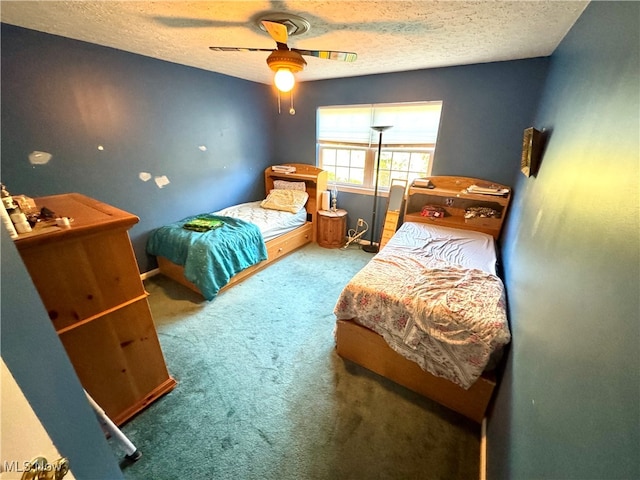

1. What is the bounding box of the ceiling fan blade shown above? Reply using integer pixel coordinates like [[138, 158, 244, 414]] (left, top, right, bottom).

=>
[[209, 47, 274, 53], [293, 49, 358, 62], [261, 20, 288, 45]]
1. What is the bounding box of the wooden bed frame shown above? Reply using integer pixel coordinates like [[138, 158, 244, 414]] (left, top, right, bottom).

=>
[[157, 163, 328, 298], [335, 176, 511, 423]]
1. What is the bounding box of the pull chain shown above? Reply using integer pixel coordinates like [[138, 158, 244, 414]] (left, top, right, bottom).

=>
[[289, 90, 295, 115]]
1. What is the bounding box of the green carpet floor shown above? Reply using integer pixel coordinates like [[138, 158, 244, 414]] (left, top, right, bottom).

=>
[[110, 243, 480, 479]]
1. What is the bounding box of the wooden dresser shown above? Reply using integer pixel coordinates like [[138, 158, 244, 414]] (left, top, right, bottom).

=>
[[13, 193, 176, 425], [379, 181, 406, 250]]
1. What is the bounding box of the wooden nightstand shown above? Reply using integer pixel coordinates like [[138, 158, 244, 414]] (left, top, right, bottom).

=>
[[317, 209, 347, 248]]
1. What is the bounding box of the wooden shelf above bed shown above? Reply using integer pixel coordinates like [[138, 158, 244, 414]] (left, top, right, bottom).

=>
[[269, 172, 320, 182], [404, 176, 511, 239], [266, 164, 328, 183], [265, 164, 329, 240], [407, 185, 509, 204]]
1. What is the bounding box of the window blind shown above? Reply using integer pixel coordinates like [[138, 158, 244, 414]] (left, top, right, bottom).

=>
[[317, 101, 443, 145]]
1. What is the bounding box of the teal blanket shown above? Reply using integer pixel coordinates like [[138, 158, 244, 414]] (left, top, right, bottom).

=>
[[147, 214, 267, 300]]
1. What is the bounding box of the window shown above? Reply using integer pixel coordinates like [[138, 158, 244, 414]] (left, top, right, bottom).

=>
[[317, 102, 443, 192]]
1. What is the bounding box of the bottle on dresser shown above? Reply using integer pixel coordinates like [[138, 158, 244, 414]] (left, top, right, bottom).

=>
[[1, 183, 31, 235]]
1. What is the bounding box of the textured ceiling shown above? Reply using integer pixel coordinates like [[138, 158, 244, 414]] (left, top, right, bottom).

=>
[[1, 1, 589, 85]]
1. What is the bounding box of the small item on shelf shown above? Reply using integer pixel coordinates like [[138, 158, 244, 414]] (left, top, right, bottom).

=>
[[56, 217, 72, 229], [21, 206, 59, 229], [420, 205, 446, 218], [413, 178, 434, 189], [0, 202, 18, 238], [1, 184, 19, 214], [14, 220, 32, 234], [40, 206, 57, 220], [271, 165, 297, 174], [465, 184, 510, 196], [464, 206, 501, 219], [1, 184, 18, 238], [13, 195, 37, 215], [1, 184, 12, 205], [1, 184, 33, 234]]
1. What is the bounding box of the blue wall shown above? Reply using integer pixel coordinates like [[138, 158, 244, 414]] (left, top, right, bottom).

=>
[[490, 2, 639, 478], [1, 24, 275, 273], [273, 60, 549, 238]]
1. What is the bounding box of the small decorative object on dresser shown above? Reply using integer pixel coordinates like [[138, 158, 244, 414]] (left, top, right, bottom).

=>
[[330, 183, 338, 212], [317, 208, 347, 248]]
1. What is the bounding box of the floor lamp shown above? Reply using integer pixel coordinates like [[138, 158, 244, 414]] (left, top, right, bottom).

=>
[[363, 125, 392, 253]]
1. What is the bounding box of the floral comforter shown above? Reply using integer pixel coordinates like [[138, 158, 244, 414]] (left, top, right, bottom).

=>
[[334, 247, 511, 389]]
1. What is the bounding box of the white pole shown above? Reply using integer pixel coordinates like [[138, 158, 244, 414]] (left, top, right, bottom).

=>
[[85, 390, 142, 462]]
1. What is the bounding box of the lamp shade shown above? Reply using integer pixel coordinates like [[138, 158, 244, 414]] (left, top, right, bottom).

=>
[[274, 69, 295, 92]]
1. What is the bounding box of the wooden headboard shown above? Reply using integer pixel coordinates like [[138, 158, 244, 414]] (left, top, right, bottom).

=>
[[264, 164, 328, 225], [404, 176, 512, 239]]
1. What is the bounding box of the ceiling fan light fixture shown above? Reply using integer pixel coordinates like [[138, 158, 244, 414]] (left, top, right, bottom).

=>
[[274, 68, 295, 92], [211, 15, 356, 101], [266, 49, 306, 92]]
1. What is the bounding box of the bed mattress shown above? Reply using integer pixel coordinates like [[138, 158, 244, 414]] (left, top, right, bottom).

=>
[[334, 222, 511, 389], [215, 201, 307, 242], [383, 221, 498, 274]]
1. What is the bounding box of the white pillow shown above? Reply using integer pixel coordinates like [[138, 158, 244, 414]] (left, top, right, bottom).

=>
[[261, 189, 309, 214], [273, 180, 306, 192]]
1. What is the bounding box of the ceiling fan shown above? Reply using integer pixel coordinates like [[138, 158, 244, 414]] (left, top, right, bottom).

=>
[[209, 13, 357, 93]]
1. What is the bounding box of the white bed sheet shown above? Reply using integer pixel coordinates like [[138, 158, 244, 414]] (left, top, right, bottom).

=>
[[383, 221, 498, 275], [214, 201, 307, 242]]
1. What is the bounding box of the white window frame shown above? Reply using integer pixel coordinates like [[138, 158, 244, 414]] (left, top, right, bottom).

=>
[[317, 101, 443, 195]]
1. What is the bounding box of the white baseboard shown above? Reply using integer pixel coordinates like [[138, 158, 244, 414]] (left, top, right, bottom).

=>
[[480, 417, 487, 480], [140, 268, 160, 281]]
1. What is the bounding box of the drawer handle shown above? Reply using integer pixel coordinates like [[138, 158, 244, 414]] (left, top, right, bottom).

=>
[[278, 248, 283, 252]]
